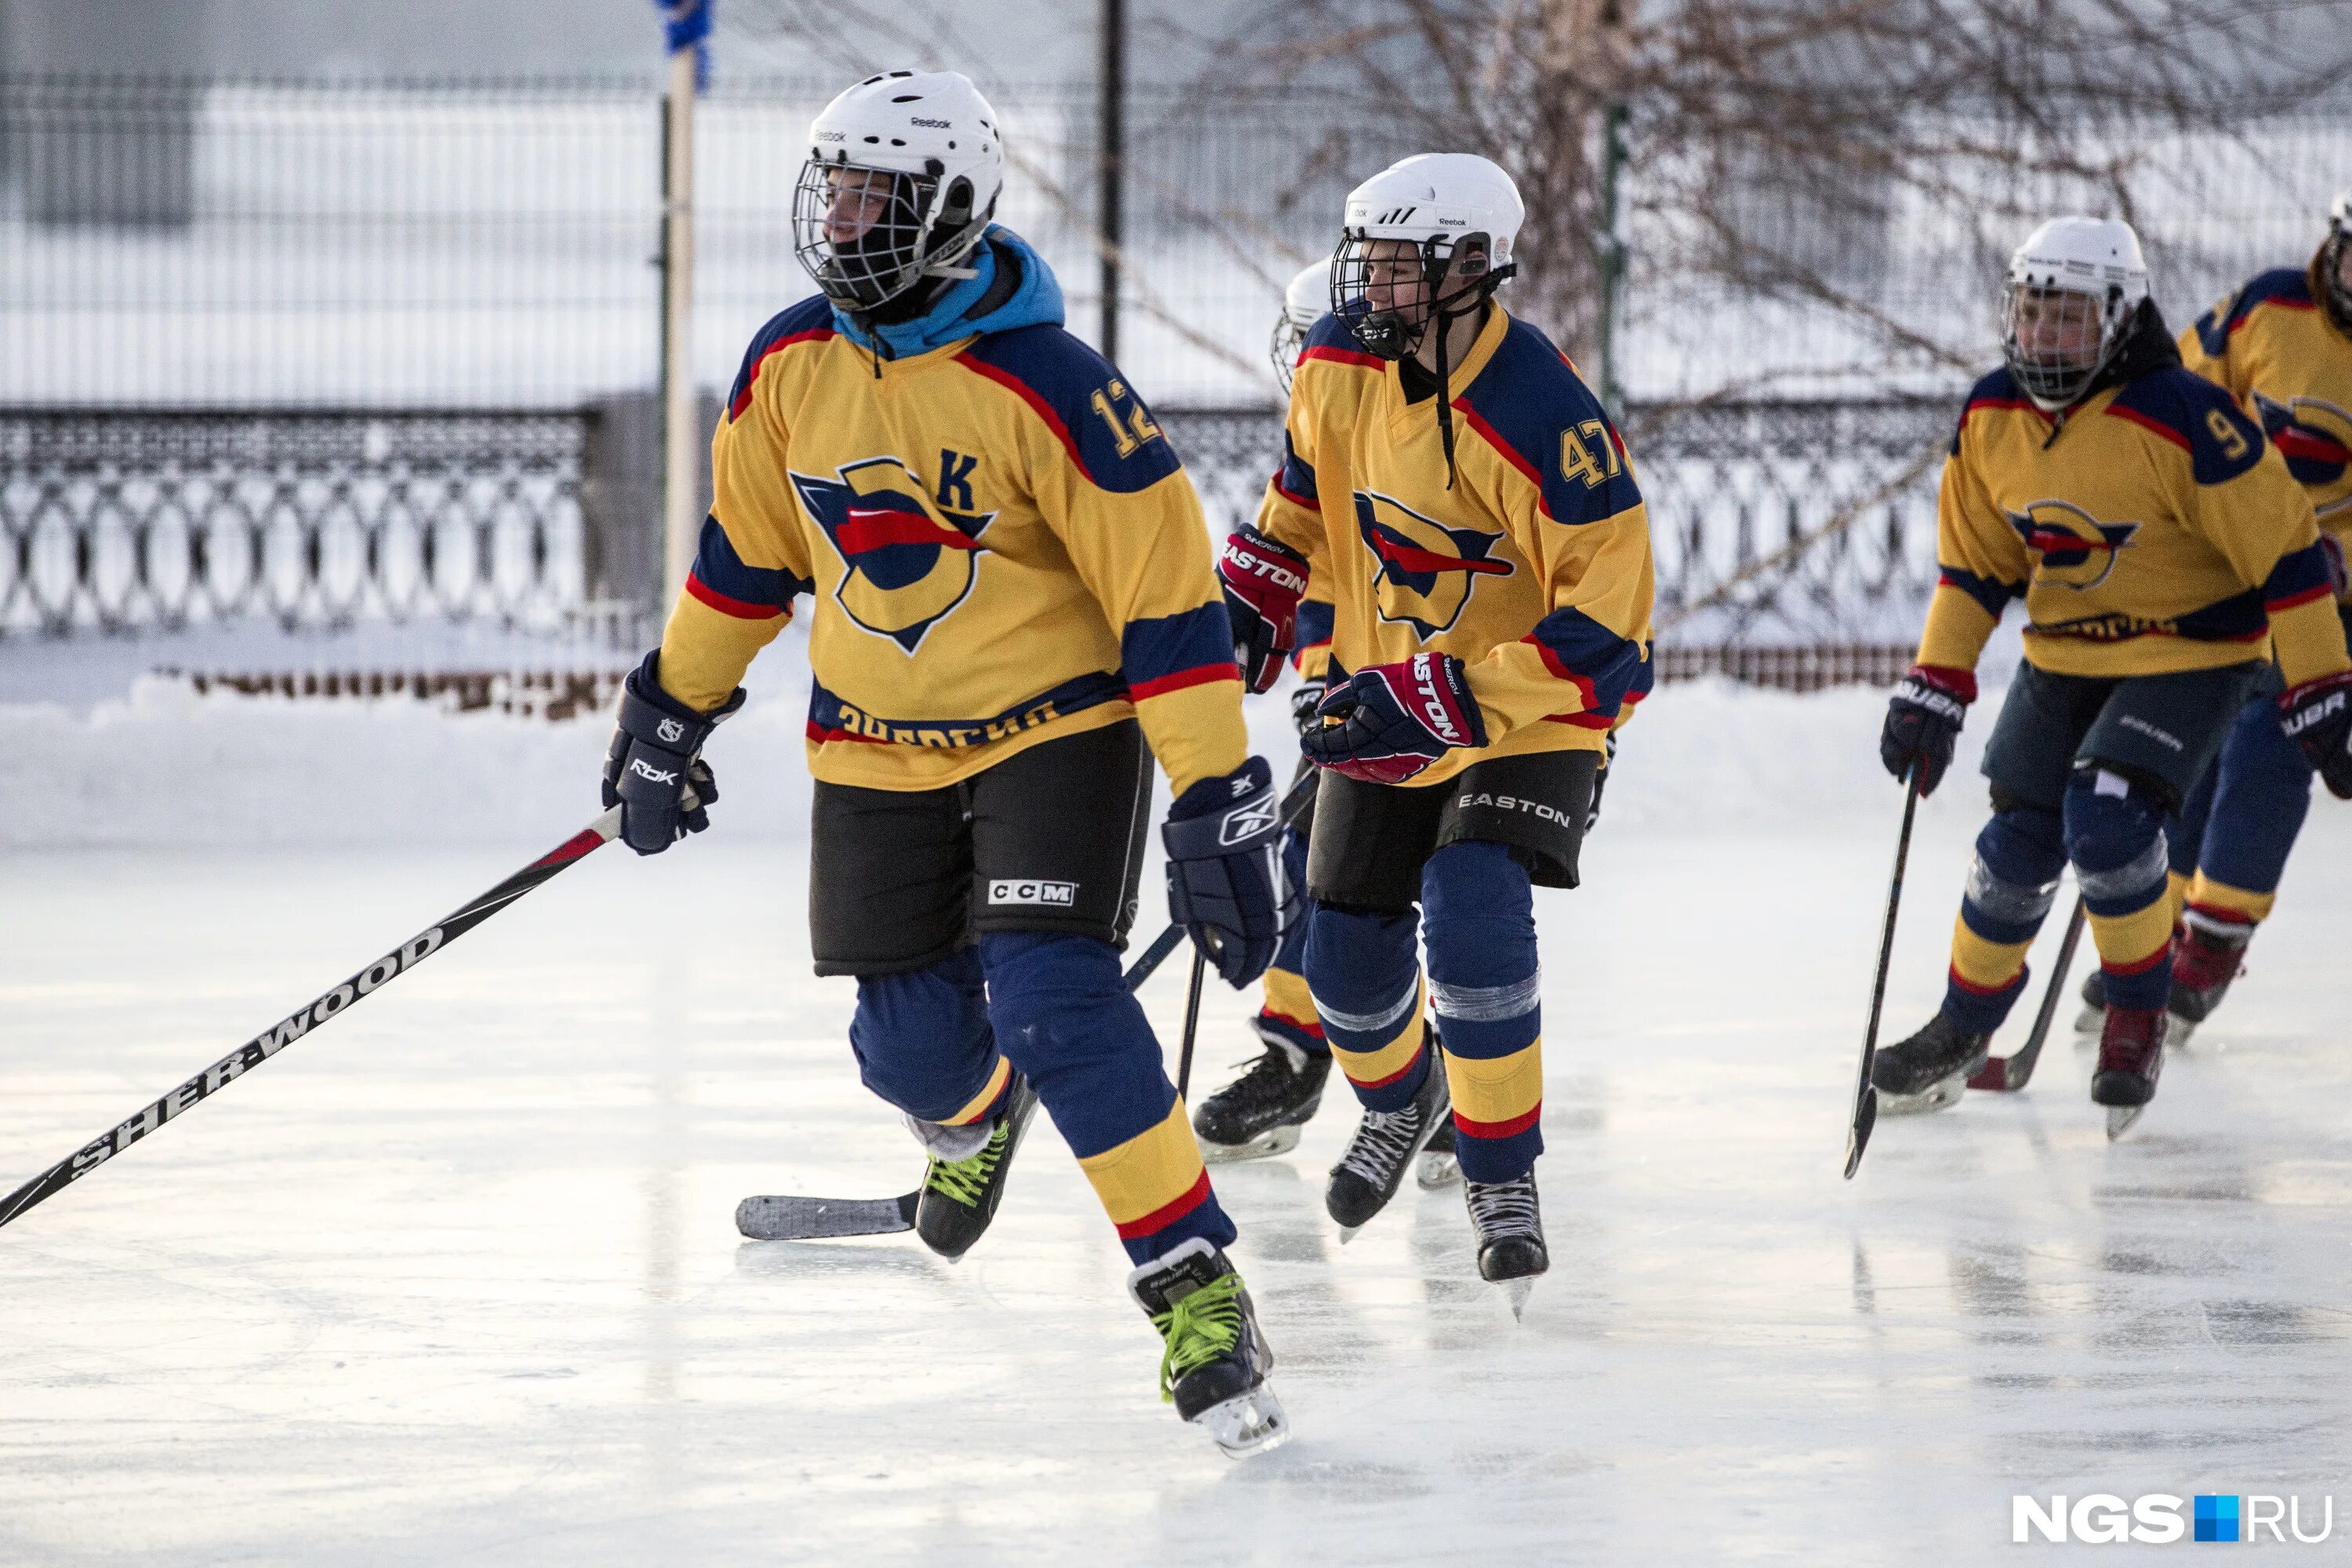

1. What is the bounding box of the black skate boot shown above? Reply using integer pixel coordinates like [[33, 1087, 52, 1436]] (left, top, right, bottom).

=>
[[2092, 1004, 2168, 1140], [913, 1071, 1039, 1261], [1465, 1171, 1547, 1319], [2073, 967, 2107, 1036], [1127, 1236, 1289, 1457], [2167, 909, 2252, 1042], [1325, 1057, 1450, 1236], [1414, 1019, 1461, 1189], [1192, 1033, 1330, 1163], [1868, 1012, 1991, 1115]]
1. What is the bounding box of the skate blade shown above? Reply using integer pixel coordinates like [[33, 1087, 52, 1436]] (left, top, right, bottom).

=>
[[1200, 1124, 1301, 1164], [1497, 1276, 1536, 1321], [2167, 1018, 2200, 1049], [1196, 1385, 1291, 1458], [1876, 1069, 1967, 1116], [1415, 1149, 1461, 1189], [2106, 1104, 2145, 1141], [2073, 1004, 2104, 1035], [1334, 1221, 1360, 1245]]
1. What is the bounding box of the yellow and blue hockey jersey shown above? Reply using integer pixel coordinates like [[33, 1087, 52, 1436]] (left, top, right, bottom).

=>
[[1917, 352, 2350, 688], [2181, 257, 2352, 564], [1253, 306, 1655, 785], [654, 230, 1247, 796]]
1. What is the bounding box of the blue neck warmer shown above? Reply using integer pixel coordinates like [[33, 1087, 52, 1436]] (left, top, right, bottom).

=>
[[830, 225, 1066, 359]]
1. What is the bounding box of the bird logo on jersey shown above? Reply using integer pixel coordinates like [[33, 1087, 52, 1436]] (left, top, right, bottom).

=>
[[2007, 499, 2140, 591], [2253, 393, 2352, 506], [792, 456, 996, 652], [1352, 490, 1514, 640]]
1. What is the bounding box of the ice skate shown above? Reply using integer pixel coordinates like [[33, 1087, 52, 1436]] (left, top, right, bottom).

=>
[[1414, 1019, 1461, 1188], [1416, 1116, 1461, 1189], [912, 1071, 1039, 1261], [1127, 1237, 1289, 1457], [2166, 909, 2252, 1044], [2073, 968, 2107, 1035], [1465, 1171, 1547, 1319], [2092, 1004, 2168, 1140], [1192, 1033, 1329, 1163], [1325, 1059, 1450, 1236], [1868, 1012, 1991, 1114]]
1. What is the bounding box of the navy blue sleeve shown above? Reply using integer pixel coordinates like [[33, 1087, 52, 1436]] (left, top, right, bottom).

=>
[[957, 325, 1185, 495]]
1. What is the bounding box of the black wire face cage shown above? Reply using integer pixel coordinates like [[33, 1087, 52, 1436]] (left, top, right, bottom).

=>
[[792, 158, 943, 314], [2000, 283, 2126, 408], [2324, 223, 2352, 334], [1270, 314, 1306, 393], [1329, 232, 1496, 361]]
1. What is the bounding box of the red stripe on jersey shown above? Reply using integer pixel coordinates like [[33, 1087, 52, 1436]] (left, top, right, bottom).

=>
[[2266, 583, 2335, 613], [1300, 343, 1385, 372], [1522, 634, 1602, 709], [686, 573, 788, 620], [1127, 662, 1240, 702], [1272, 474, 1321, 512], [729, 328, 834, 420], [1452, 400, 1555, 518], [1454, 1102, 1543, 1140], [2103, 402, 2193, 451], [1113, 1170, 1213, 1240], [2275, 426, 2351, 463], [958, 354, 1094, 484], [805, 720, 886, 746], [1542, 710, 1616, 728]]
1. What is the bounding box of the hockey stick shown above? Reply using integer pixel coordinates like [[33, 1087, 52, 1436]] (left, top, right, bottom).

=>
[[0, 807, 624, 1232], [1175, 948, 1209, 1102], [737, 932, 1190, 1242], [1966, 895, 2086, 1093], [1844, 768, 1921, 1180], [737, 768, 1319, 1242]]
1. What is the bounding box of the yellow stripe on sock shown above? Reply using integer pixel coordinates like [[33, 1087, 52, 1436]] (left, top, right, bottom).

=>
[[1076, 1101, 1208, 1229], [2184, 870, 2275, 924], [1950, 913, 2030, 993], [2088, 899, 2174, 972], [1440, 1038, 1543, 1128], [1328, 980, 1426, 1088], [942, 1055, 1011, 1127], [2163, 869, 2189, 928], [1261, 966, 1316, 1028]]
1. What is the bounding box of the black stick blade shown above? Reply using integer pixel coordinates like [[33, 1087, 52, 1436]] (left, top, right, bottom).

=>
[[1843, 1086, 1878, 1181], [735, 1191, 918, 1241]]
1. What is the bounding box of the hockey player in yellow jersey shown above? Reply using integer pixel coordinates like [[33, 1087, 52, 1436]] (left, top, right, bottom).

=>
[[2072, 190, 2352, 1039], [1216, 154, 1656, 1307], [595, 71, 1290, 1454], [1872, 216, 2352, 1137]]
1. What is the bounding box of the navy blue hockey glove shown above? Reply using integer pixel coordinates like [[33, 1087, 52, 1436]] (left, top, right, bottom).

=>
[[1879, 664, 1973, 797], [1163, 756, 1295, 989], [1218, 527, 1311, 694], [601, 651, 746, 855], [1587, 730, 1618, 833], [1301, 652, 1488, 785], [2279, 670, 2352, 800], [1289, 673, 1329, 738]]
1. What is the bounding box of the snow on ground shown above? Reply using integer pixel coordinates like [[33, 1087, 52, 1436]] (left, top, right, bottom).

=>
[[6, 681, 2352, 1564]]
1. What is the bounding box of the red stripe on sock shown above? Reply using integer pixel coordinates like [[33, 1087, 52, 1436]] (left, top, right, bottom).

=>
[[1114, 1170, 1213, 1240], [1453, 1102, 1543, 1140]]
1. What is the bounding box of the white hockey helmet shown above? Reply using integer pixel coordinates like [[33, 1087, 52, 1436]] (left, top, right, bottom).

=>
[[1270, 260, 1329, 393], [1330, 153, 1524, 361], [792, 70, 1006, 315], [2000, 216, 2151, 410], [2322, 187, 2352, 332]]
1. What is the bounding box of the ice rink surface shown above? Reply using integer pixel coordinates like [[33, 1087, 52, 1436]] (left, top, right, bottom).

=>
[[6, 804, 2352, 1565]]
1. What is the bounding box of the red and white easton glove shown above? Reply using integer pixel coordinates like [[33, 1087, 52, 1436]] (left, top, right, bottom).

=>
[[1218, 527, 1309, 693], [1300, 652, 1488, 784]]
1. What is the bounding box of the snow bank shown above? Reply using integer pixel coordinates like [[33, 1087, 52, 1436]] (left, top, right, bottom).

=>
[[5, 671, 2005, 851]]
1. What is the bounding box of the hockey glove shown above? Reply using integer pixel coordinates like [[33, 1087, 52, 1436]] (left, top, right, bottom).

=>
[[1879, 665, 1973, 797], [1163, 756, 1294, 989], [1587, 730, 1618, 833], [1288, 674, 1330, 739], [601, 651, 746, 855], [2279, 670, 2352, 800], [1301, 652, 1487, 785], [1218, 527, 1310, 694]]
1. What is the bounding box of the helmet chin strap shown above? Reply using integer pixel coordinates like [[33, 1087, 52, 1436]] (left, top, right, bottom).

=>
[[1422, 252, 1514, 490]]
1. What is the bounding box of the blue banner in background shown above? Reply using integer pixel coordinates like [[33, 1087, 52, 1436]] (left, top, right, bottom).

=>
[[655, 0, 713, 88]]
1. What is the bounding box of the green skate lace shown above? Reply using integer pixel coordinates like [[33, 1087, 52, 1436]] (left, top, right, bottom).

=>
[[924, 1120, 1008, 1208], [1150, 1273, 1246, 1403]]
